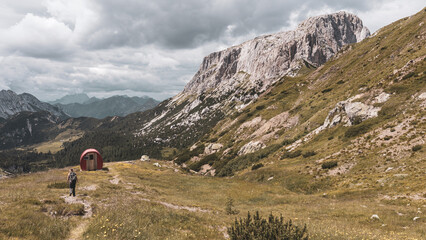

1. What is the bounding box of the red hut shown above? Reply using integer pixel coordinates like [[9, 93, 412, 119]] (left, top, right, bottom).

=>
[[80, 149, 103, 171]]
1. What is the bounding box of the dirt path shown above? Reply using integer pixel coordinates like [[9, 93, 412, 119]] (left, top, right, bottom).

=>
[[139, 197, 211, 213], [61, 195, 93, 240]]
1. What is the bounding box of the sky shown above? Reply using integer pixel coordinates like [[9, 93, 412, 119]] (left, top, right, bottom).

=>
[[0, 0, 424, 101]]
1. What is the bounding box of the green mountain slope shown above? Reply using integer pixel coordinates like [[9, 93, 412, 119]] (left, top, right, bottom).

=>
[[177, 8, 426, 196]]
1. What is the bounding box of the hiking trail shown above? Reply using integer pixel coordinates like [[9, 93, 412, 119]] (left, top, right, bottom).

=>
[[61, 195, 93, 240]]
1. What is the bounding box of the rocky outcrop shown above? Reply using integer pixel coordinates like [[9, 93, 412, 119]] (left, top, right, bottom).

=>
[[238, 141, 266, 156], [323, 92, 390, 128], [286, 92, 391, 152], [0, 90, 68, 120], [134, 12, 370, 152], [181, 11, 369, 98], [204, 143, 223, 155]]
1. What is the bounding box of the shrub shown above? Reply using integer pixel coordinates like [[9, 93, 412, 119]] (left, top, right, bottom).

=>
[[281, 138, 297, 146], [344, 121, 374, 138], [192, 144, 205, 155], [188, 153, 218, 172], [412, 145, 422, 152], [402, 72, 415, 80], [228, 211, 308, 240], [256, 105, 265, 111], [302, 151, 316, 158], [379, 103, 399, 119], [216, 144, 281, 177], [251, 163, 264, 170], [174, 150, 191, 165], [351, 116, 364, 125], [281, 150, 302, 159], [47, 182, 69, 189], [322, 161, 338, 169], [174, 144, 205, 165], [225, 197, 239, 215], [321, 88, 333, 93], [383, 136, 392, 141]]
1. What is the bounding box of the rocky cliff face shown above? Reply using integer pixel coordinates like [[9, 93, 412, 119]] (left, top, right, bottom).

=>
[[135, 12, 370, 145], [180, 11, 369, 98], [0, 90, 68, 120]]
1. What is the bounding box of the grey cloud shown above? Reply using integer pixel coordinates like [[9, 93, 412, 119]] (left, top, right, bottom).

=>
[[0, 0, 424, 102], [83, 0, 386, 50]]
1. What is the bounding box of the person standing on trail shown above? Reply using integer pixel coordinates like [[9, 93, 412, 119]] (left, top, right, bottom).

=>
[[67, 168, 78, 197]]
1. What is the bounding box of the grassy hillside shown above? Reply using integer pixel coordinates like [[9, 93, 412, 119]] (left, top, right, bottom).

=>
[[0, 160, 424, 239], [1, 8, 425, 240], [177, 8, 426, 191]]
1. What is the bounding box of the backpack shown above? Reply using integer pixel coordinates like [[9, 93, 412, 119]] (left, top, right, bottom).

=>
[[70, 172, 77, 182]]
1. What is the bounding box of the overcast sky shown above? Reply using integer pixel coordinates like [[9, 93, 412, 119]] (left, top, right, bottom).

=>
[[0, 0, 424, 101]]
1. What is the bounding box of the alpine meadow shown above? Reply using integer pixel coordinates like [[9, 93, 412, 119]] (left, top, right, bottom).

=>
[[0, 3, 425, 240]]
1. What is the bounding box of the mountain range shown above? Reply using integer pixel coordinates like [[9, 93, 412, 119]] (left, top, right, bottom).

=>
[[0, 90, 68, 120], [1, 9, 424, 185], [51, 94, 159, 119], [0, 8, 425, 240]]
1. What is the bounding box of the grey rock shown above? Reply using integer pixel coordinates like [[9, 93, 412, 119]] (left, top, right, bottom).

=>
[[204, 143, 223, 155], [238, 141, 266, 156], [182, 11, 369, 98]]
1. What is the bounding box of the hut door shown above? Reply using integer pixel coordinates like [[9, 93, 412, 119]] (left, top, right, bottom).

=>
[[87, 153, 97, 170]]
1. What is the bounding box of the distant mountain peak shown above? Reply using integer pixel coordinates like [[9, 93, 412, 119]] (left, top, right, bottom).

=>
[[55, 95, 160, 119], [50, 93, 90, 105], [0, 90, 68, 119]]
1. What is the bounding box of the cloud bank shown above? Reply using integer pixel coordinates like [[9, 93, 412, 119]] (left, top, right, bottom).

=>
[[0, 0, 424, 101]]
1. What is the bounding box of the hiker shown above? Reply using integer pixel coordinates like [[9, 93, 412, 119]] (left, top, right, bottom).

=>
[[67, 168, 78, 197]]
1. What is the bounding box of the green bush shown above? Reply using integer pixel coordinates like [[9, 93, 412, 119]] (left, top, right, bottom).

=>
[[383, 136, 392, 141], [216, 144, 281, 177], [321, 88, 333, 93], [321, 161, 338, 169], [281, 138, 297, 146], [412, 145, 422, 152], [344, 121, 373, 138], [228, 211, 308, 240], [225, 197, 239, 215], [281, 150, 302, 159], [174, 144, 205, 165], [47, 182, 69, 189], [402, 72, 415, 80], [302, 151, 316, 158], [378, 102, 399, 119], [256, 105, 265, 111], [251, 163, 264, 170], [188, 153, 218, 172], [174, 150, 191, 165]]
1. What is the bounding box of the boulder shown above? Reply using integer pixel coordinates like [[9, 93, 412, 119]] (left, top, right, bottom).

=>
[[153, 163, 161, 167], [140, 155, 150, 161]]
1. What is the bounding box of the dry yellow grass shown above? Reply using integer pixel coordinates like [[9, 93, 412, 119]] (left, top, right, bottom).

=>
[[0, 160, 424, 239]]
